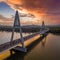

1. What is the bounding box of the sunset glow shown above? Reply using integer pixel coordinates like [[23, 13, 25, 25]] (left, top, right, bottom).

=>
[[0, 0, 60, 25]]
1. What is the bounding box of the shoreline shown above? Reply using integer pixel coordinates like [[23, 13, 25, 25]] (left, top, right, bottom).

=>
[[0, 25, 60, 33]]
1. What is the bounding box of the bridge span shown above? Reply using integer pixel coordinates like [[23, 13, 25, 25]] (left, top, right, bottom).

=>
[[0, 29, 49, 53], [0, 11, 50, 54]]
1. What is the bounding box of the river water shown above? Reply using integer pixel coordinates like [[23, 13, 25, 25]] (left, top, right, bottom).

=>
[[0, 31, 60, 60]]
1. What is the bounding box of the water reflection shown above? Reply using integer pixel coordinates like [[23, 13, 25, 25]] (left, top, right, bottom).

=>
[[41, 37, 47, 47], [51, 32, 60, 36], [0, 32, 31, 45], [4, 33, 48, 60]]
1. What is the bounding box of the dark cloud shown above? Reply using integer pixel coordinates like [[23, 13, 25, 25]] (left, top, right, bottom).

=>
[[0, 0, 60, 15], [19, 13, 35, 18], [0, 0, 60, 25], [5, 0, 60, 17]]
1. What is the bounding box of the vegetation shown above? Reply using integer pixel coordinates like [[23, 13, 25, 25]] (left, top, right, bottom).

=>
[[48, 26, 60, 33], [0, 25, 60, 33]]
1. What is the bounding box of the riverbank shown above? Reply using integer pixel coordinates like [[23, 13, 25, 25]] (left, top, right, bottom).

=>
[[48, 26, 60, 33], [0, 25, 60, 33]]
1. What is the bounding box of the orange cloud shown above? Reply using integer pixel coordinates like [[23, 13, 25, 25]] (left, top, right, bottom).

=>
[[1, 0, 47, 18], [7, 0, 21, 5], [0, 0, 60, 25], [0, 0, 50, 20]]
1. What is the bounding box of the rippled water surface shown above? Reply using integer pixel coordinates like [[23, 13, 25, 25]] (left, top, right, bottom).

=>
[[0, 32, 60, 60]]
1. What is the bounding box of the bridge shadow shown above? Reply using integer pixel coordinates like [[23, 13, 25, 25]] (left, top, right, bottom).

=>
[[41, 36, 47, 47], [4, 33, 48, 60]]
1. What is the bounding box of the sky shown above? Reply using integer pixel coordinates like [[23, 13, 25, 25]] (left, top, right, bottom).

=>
[[0, 0, 60, 25]]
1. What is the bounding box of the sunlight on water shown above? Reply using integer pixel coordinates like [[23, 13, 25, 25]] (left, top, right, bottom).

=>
[[0, 32, 41, 60], [18, 34, 41, 47], [0, 32, 60, 60], [24, 35, 40, 47], [0, 51, 10, 60]]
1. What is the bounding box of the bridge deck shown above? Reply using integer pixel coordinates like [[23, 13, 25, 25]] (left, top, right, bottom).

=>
[[0, 29, 49, 53]]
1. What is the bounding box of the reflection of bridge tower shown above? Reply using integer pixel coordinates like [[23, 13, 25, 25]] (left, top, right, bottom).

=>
[[40, 21, 45, 31], [11, 10, 27, 52]]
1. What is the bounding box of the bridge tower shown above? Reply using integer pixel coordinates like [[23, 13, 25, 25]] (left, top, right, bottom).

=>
[[40, 21, 46, 31], [11, 10, 27, 52]]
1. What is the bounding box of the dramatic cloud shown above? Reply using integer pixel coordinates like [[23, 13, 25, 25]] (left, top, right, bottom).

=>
[[19, 13, 35, 18], [0, 14, 38, 25], [0, 0, 48, 17], [4, 0, 60, 15], [0, 0, 60, 25], [0, 15, 14, 25], [0, 15, 12, 21]]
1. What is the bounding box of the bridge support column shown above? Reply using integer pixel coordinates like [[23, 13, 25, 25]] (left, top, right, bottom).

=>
[[40, 21, 49, 37], [40, 21, 46, 32], [11, 10, 27, 52]]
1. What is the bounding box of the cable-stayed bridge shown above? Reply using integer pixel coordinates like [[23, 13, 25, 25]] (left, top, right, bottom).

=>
[[0, 11, 49, 54]]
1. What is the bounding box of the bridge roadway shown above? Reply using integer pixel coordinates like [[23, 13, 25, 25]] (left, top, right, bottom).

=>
[[0, 29, 49, 53]]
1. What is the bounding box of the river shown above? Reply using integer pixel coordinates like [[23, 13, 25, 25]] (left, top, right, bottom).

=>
[[0, 31, 60, 60]]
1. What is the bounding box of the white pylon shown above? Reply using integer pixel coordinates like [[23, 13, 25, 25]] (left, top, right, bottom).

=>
[[11, 10, 25, 48], [40, 21, 45, 31]]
